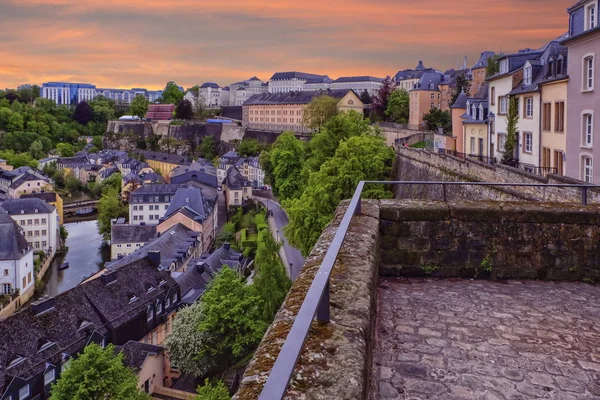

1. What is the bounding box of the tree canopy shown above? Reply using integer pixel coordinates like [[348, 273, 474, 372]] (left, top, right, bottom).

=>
[[422, 108, 452, 133], [359, 90, 372, 104], [175, 99, 194, 120], [237, 138, 268, 157], [302, 95, 339, 132], [371, 77, 396, 120], [385, 89, 409, 123], [195, 379, 230, 400], [161, 81, 184, 105], [73, 101, 93, 125], [267, 132, 305, 201], [97, 177, 127, 241], [129, 95, 149, 119], [450, 72, 472, 105], [49, 343, 149, 400]]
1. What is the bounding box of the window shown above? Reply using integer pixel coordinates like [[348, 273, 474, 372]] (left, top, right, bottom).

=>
[[583, 113, 593, 147], [34, 230, 39, 237], [582, 156, 593, 183], [139, 205, 144, 211], [42, 241, 47, 248], [41, 218, 46, 224], [491, 87, 495, 105], [27, 219, 32, 226], [542, 103, 552, 131], [499, 59, 509, 74], [554, 151, 564, 175], [523, 132, 533, 153], [147, 307, 154, 321], [555, 102, 565, 132], [588, 4, 596, 29], [19, 385, 30, 400], [584, 56, 594, 91], [497, 133, 506, 152], [470, 137, 476, 154], [524, 66, 532, 85], [3, 283, 11, 294], [44, 369, 55, 386], [165, 205, 168, 210], [524, 97, 533, 118], [42, 230, 46, 236], [165, 297, 171, 308], [157, 301, 162, 314], [27, 231, 32, 238], [430, 102, 435, 109], [34, 219, 39, 225], [172, 293, 177, 304], [133, 205, 138, 211], [499, 96, 508, 114], [430, 93, 435, 100]]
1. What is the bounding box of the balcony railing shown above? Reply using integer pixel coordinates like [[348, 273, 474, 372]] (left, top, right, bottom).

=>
[[258, 180, 600, 399], [534, 166, 559, 177]]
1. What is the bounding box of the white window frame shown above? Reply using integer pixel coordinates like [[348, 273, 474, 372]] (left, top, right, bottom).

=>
[[583, 112, 594, 147], [584, 54, 595, 91], [499, 59, 509, 74], [588, 4, 596, 29], [470, 137, 476, 154], [524, 66, 532, 85], [19, 385, 30, 400], [499, 97, 508, 114], [525, 98, 534, 118], [582, 156, 593, 183], [44, 369, 56, 386], [523, 132, 533, 153]]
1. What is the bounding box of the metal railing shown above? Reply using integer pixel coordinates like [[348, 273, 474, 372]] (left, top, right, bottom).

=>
[[258, 180, 600, 399]]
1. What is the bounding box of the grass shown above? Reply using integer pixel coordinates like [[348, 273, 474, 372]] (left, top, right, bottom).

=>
[[410, 141, 427, 148]]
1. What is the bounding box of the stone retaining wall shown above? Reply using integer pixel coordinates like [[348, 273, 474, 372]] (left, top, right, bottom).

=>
[[234, 200, 381, 400], [379, 200, 600, 282], [395, 147, 600, 203]]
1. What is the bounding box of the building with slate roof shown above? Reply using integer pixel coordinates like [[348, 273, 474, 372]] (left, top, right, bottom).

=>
[[228, 76, 269, 106], [330, 76, 384, 96], [408, 71, 452, 130], [169, 159, 218, 197], [118, 341, 166, 394], [0, 198, 58, 255], [110, 222, 157, 260], [133, 150, 190, 178], [268, 71, 332, 93], [393, 61, 442, 92], [129, 184, 180, 225], [0, 255, 181, 400], [157, 186, 217, 252], [21, 192, 64, 225], [562, 0, 599, 182], [471, 51, 496, 94], [223, 166, 252, 206], [0, 211, 34, 300], [242, 89, 363, 134]]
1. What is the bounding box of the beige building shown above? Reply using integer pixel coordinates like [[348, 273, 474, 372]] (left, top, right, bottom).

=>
[[120, 341, 167, 395], [408, 72, 449, 130], [540, 63, 568, 175], [110, 223, 157, 260], [243, 89, 363, 134], [223, 167, 252, 206]]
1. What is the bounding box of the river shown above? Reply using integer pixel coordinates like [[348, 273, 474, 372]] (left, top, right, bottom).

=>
[[41, 220, 110, 297]]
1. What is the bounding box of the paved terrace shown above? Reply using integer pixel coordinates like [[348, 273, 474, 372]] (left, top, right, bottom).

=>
[[373, 278, 600, 400]]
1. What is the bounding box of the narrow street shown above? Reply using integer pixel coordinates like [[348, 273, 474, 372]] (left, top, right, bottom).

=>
[[254, 196, 305, 280]]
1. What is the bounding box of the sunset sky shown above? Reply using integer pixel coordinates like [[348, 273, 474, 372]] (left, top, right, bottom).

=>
[[1, 0, 574, 90]]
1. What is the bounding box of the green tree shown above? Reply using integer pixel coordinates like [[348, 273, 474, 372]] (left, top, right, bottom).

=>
[[215, 222, 237, 248], [92, 135, 103, 150], [237, 139, 266, 157], [97, 188, 127, 241], [175, 99, 194, 120], [7, 112, 24, 131], [73, 101, 93, 125], [195, 379, 230, 400], [269, 132, 305, 201], [56, 143, 75, 157], [422, 108, 452, 132], [129, 95, 149, 119], [302, 95, 339, 132], [29, 139, 45, 159], [162, 81, 184, 105], [252, 230, 291, 321], [502, 97, 519, 165], [486, 54, 501, 77], [450, 72, 472, 105], [359, 90, 372, 104], [372, 76, 396, 120], [259, 150, 273, 186], [285, 135, 394, 256], [49, 343, 149, 400], [385, 89, 409, 123]]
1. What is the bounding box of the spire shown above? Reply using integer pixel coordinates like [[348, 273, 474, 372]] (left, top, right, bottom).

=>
[[415, 61, 425, 71]]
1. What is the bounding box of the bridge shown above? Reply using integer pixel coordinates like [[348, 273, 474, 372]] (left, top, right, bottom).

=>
[[63, 200, 99, 214]]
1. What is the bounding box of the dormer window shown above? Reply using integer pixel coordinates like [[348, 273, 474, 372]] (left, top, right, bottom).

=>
[[129, 295, 138, 303], [479, 105, 484, 121], [499, 59, 509, 74], [557, 57, 564, 75], [524, 65, 532, 85], [156, 300, 163, 314], [472, 104, 477, 119], [79, 320, 92, 330], [158, 279, 166, 287], [588, 4, 596, 30], [147, 285, 155, 293], [8, 356, 26, 368], [547, 59, 554, 78], [465, 101, 470, 116], [38, 339, 55, 352], [147, 307, 154, 321]]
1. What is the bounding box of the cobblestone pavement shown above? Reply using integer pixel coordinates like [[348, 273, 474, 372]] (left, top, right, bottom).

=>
[[373, 278, 600, 400]]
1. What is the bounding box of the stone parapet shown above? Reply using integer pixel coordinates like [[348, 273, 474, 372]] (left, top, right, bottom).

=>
[[234, 200, 381, 400]]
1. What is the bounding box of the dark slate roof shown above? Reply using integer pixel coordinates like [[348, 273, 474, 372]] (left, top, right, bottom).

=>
[[200, 82, 220, 89], [248, 76, 262, 81], [175, 244, 245, 304], [0, 286, 108, 389], [58, 155, 88, 165], [224, 166, 251, 189], [8, 172, 49, 189], [81, 258, 177, 330], [111, 224, 157, 244], [0, 212, 30, 260], [81, 164, 102, 172], [140, 172, 166, 184], [509, 40, 568, 95], [487, 49, 545, 81], [0, 198, 55, 215], [244, 89, 355, 106], [20, 192, 59, 203], [221, 106, 243, 121], [451, 91, 469, 109], [461, 98, 490, 124], [472, 51, 495, 69], [131, 183, 181, 195], [413, 72, 447, 91], [473, 81, 489, 99], [106, 223, 199, 271], [134, 150, 190, 165], [332, 76, 383, 83], [163, 187, 209, 222], [269, 71, 331, 83], [117, 341, 163, 371]]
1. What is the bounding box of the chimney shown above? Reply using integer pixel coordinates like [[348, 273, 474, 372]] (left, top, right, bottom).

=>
[[32, 296, 55, 315], [101, 271, 117, 285], [196, 262, 205, 274], [146, 250, 161, 268], [223, 242, 230, 251]]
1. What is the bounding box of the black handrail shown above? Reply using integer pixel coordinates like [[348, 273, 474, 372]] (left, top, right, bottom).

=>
[[258, 180, 600, 399]]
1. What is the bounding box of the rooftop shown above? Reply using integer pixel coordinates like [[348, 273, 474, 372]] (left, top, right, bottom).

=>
[[243, 89, 355, 106], [0, 198, 55, 215], [111, 224, 157, 244], [0, 212, 31, 260]]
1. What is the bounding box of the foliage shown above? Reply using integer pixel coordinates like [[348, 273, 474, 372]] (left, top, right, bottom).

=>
[[215, 222, 237, 248], [486, 54, 501, 77], [359, 90, 372, 104], [195, 379, 230, 400], [161, 81, 184, 105], [197, 136, 217, 160], [237, 138, 267, 157], [385, 88, 409, 123], [252, 230, 290, 321], [422, 108, 452, 132], [371, 76, 396, 120], [450, 72, 472, 105], [302, 95, 339, 132], [59, 225, 69, 242], [49, 343, 150, 400], [175, 99, 194, 120], [502, 97, 519, 165], [73, 101, 93, 125], [421, 264, 439, 275], [56, 143, 75, 157], [267, 132, 305, 201], [92, 136, 103, 150], [0, 150, 38, 168], [480, 257, 492, 272], [285, 135, 395, 256], [259, 150, 273, 186], [97, 188, 127, 241], [129, 95, 149, 119]]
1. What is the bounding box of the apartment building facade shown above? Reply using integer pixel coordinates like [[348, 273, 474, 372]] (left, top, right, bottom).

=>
[[129, 184, 179, 225], [268, 72, 332, 93], [0, 199, 58, 254], [329, 76, 384, 96]]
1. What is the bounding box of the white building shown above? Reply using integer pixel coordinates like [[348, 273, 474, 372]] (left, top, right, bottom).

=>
[[0, 212, 34, 297], [330, 76, 383, 97], [268, 72, 332, 93], [217, 153, 265, 188], [129, 184, 179, 225], [0, 198, 58, 254], [229, 77, 268, 106], [42, 82, 163, 105], [110, 222, 157, 260]]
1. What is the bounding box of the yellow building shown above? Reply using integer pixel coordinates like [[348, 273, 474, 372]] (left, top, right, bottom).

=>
[[20, 192, 64, 225], [461, 98, 492, 159], [134, 151, 191, 179], [242, 89, 363, 134], [539, 62, 568, 175], [408, 72, 450, 131]]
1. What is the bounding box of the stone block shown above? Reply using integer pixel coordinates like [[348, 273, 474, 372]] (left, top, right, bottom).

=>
[[380, 200, 450, 221], [449, 201, 504, 222]]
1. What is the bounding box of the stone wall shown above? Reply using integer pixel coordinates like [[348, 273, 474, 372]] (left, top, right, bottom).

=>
[[234, 200, 381, 400], [379, 200, 600, 282], [395, 147, 600, 203]]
